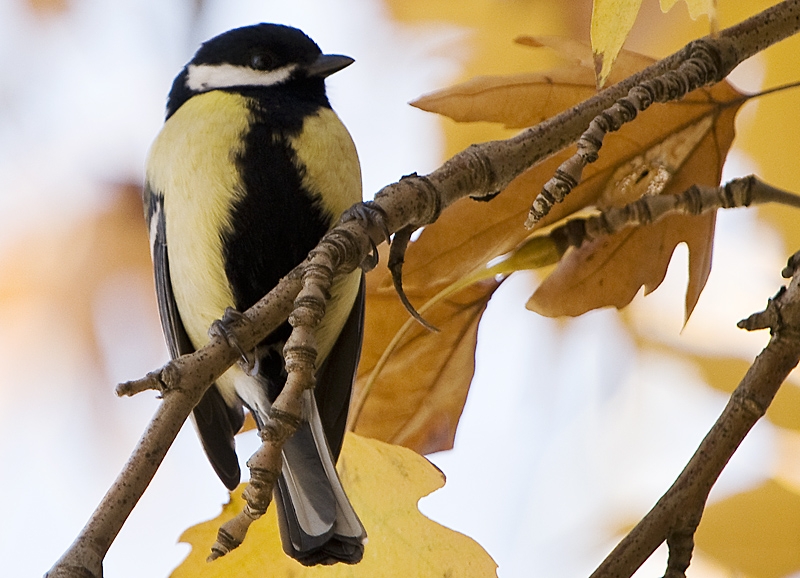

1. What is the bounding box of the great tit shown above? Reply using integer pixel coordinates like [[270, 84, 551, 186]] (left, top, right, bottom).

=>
[[143, 24, 366, 565]]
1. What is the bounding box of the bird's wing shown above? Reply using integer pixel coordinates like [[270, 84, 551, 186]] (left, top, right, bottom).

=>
[[313, 273, 365, 460], [145, 184, 244, 490]]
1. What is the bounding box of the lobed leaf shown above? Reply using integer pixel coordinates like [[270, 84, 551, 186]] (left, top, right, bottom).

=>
[[171, 433, 498, 577]]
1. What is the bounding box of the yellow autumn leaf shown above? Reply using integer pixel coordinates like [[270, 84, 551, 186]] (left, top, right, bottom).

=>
[[591, 0, 643, 88], [171, 433, 497, 577], [591, 0, 716, 87]]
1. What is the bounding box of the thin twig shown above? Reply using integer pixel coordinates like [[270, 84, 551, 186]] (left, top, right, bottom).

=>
[[589, 256, 800, 578], [548, 176, 800, 253]]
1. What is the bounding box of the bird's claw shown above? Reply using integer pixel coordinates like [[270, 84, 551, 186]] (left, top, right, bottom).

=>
[[209, 308, 258, 375], [341, 201, 390, 272]]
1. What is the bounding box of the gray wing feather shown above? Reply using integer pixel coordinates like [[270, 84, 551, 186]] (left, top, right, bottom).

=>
[[145, 183, 243, 490], [275, 390, 366, 565]]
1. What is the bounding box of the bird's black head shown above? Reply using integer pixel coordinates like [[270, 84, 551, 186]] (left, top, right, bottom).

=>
[[165, 24, 353, 119]]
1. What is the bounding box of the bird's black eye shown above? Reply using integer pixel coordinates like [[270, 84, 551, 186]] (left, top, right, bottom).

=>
[[250, 53, 274, 70]]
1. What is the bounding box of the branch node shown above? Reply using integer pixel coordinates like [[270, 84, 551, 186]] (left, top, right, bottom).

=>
[[738, 289, 785, 332], [115, 369, 166, 397], [663, 527, 696, 578], [737, 393, 766, 420], [783, 250, 800, 279]]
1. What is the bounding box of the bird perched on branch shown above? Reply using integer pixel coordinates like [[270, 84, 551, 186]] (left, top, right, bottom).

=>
[[143, 23, 366, 565]]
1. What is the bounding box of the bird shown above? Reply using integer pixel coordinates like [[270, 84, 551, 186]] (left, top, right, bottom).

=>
[[142, 23, 366, 565]]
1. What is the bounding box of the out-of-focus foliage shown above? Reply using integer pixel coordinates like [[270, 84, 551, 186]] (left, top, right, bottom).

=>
[[27, 0, 69, 16], [696, 480, 800, 578], [0, 184, 153, 378]]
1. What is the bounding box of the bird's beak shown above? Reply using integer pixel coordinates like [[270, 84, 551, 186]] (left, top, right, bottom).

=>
[[306, 54, 355, 78]]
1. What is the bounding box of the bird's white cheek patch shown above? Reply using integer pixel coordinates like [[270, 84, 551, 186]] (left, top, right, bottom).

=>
[[186, 63, 298, 91]]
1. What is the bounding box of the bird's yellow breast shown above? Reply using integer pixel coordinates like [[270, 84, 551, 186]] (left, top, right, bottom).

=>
[[287, 107, 362, 224], [146, 91, 248, 349], [287, 107, 363, 360]]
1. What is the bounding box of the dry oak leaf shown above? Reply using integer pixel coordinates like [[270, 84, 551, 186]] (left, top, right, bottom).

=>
[[415, 38, 743, 320], [356, 39, 742, 455], [170, 433, 498, 577], [526, 79, 742, 321], [413, 36, 655, 129]]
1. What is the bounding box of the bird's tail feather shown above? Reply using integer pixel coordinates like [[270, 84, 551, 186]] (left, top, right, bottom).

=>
[[274, 391, 366, 565]]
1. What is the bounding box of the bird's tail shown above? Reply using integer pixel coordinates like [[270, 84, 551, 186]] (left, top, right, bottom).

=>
[[273, 391, 366, 565]]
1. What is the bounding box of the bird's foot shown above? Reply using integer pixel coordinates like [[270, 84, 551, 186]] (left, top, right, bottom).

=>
[[341, 201, 390, 271], [209, 308, 258, 375]]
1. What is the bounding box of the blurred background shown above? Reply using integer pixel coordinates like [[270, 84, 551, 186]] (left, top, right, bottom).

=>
[[2, 0, 800, 577]]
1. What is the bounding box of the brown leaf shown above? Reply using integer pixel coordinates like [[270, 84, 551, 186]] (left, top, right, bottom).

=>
[[352, 246, 497, 454], [411, 70, 599, 129], [528, 80, 742, 319], [528, 212, 715, 317], [411, 38, 656, 128], [355, 42, 743, 454]]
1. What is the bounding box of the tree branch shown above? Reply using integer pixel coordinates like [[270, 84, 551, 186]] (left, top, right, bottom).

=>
[[545, 176, 800, 254], [590, 253, 800, 578], [528, 0, 800, 225]]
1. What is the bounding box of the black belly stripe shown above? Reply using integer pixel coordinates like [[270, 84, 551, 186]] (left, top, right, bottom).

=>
[[222, 90, 333, 399]]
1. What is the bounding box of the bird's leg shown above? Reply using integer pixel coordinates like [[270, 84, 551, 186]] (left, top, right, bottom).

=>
[[209, 307, 258, 375]]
